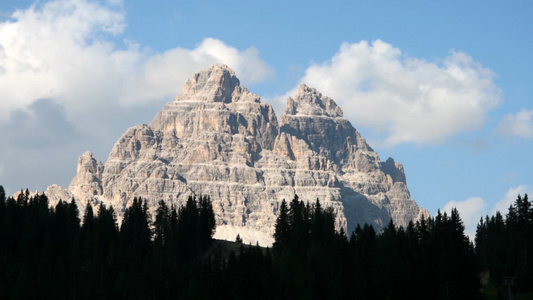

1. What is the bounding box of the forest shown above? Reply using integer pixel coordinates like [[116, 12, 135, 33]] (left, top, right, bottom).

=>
[[0, 185, 532, 299]]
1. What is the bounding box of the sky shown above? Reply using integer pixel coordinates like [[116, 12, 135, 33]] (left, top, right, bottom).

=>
[[0, 0, 532, 237]]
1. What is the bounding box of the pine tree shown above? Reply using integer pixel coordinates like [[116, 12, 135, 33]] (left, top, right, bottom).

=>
[[273, 199, 290, 250], [0, 186, 5, 202], [177, 196, 199, 260], [198, 195, 216, 249], [120, 197, 152, 257], [504, 194, 533, 292], [82, 202, 94, 228], [288, 195, 307, 253], [154, 200, 170, 247], [310, 199, 323, 243], [0, 186, 6, 243], [234, 234, 242, 244]]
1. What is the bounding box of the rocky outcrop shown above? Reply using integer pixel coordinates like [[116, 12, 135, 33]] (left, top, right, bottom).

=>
[[68, 151, 104, 203], [47, 64, 428, 245]]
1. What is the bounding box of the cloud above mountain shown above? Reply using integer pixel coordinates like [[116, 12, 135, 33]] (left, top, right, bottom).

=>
[[0, 0, 274, 193], [124, 38, 274, 105], [0, 0, 510, 198], [292, 40, 503, 146], [0, 0, 273, 122]]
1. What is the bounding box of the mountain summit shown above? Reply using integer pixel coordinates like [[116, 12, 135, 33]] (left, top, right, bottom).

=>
[[46, 64, 428, 245]]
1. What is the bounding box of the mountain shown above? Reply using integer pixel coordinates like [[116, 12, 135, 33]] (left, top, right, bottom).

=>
[[45, 64, 428, 245]]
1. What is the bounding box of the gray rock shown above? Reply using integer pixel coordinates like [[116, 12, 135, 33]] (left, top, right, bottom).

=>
[[46, 64, 429, 245]]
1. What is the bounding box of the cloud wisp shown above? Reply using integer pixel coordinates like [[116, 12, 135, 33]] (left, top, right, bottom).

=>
[[286, 40, 502, 146], [497, 109, 533, 139]]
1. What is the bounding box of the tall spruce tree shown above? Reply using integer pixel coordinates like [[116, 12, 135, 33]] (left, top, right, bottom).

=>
[[273, 199, 290, 250], [198, 195, 216, 249]]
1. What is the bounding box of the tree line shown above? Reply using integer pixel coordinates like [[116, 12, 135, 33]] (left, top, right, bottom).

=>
[[267, 195, 478, 299], [476, 194, 533, 298], [0, 186, 216, 299], [0, 184, 532, 299]]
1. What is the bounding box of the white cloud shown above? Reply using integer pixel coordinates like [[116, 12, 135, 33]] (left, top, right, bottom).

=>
[[443, 197, 486, 239], [288, 40, 503, 146], [497, 109, 533, 138], [0, 0, 273, 122], [124, 38, 275, 105], [0, 0, 273, 194], [0, 0, 127, 120], [492, 185, 531, 216]]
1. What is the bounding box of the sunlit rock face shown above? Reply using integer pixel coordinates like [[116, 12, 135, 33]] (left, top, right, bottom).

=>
[[48, 64, 428, 246]]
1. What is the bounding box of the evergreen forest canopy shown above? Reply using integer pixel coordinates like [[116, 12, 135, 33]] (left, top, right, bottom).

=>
[[0, 185, 532, 299]]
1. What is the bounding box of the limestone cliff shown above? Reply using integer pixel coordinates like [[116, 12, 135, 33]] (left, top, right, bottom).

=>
[[47, 64, 428, 245]]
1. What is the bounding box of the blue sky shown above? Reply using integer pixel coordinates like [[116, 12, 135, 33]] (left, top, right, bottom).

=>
[[0, 0, 531, 236]]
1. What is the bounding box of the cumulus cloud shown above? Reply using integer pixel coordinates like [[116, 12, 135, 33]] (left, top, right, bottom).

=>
[[0, 0, 273, 121], [288, 40, 502, 146], [443, 197, 486, 239], [0, 0, 127, 119], [0, 0, 273, 194], [124, 38, 275, 104], [497, 109, 533, 138]]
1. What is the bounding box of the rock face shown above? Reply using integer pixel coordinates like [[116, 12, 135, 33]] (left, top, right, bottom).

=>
[[49, 64, 428, 245]]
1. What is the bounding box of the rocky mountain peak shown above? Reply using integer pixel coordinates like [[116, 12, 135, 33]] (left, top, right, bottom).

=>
[[285, 84, 343, 118], [381, 157, 407, 184], [47, 64, 428, 246], [180, 64, 240, 103], [68, 151, 104, 202], [279, 83, 371, 168]]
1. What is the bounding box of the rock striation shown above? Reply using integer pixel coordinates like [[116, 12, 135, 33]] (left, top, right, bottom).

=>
[[47, 64, 428, 246]]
